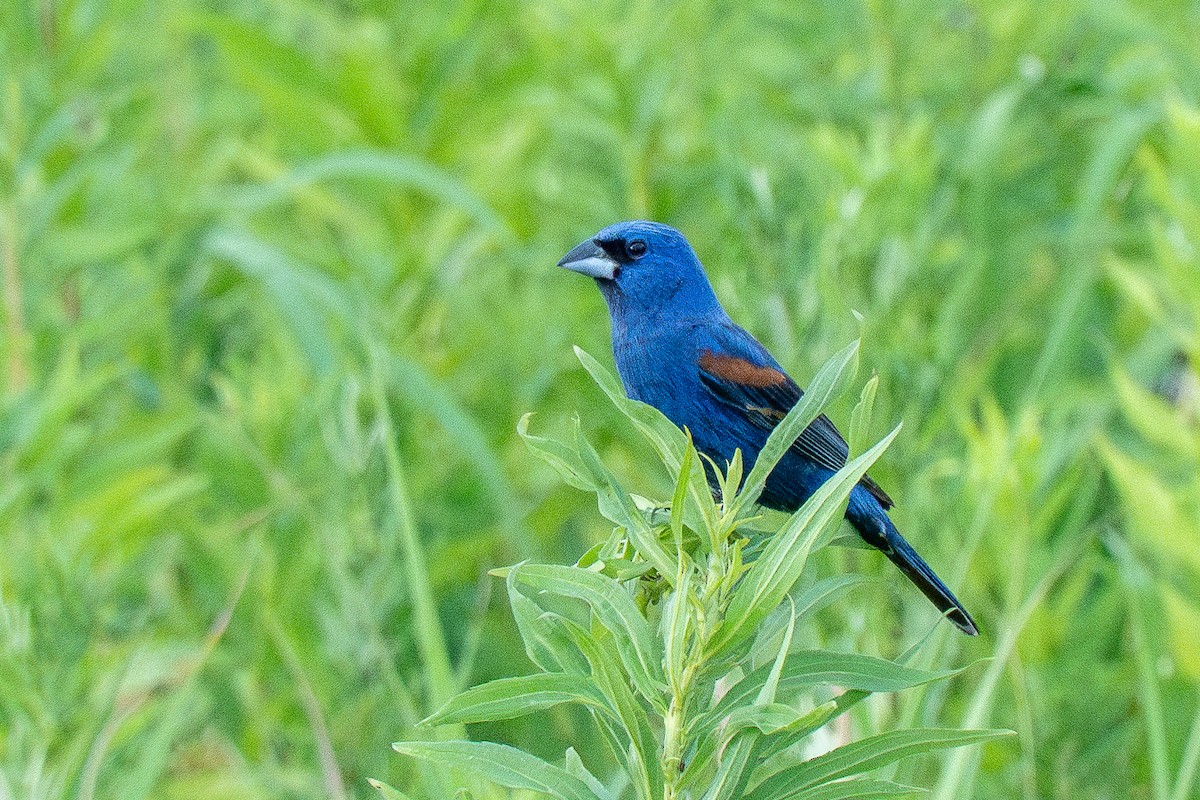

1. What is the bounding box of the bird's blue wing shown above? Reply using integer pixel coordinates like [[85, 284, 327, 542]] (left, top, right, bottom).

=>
[[696, 323, 894, 509]]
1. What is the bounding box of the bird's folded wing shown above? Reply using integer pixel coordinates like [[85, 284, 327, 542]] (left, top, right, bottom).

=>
[[697, 349, 894, 509]]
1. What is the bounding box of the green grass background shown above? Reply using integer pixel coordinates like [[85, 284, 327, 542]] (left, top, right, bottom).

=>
[[3, 0, 1200, 797]]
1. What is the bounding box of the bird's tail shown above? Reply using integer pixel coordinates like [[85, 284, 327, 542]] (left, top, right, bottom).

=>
[[878, 516, 978, 636]]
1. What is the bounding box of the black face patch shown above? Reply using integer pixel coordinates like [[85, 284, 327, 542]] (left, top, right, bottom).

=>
[[596, 237, 638, 265]]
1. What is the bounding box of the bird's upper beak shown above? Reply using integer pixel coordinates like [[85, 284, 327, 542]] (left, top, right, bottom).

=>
[[557, 238, 618, 280]]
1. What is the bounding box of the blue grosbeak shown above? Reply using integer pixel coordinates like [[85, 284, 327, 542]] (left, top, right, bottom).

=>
[[559, 220, 977, 635]]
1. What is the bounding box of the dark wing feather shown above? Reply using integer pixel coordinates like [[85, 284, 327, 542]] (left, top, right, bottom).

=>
[[698, 351, 894, 509]]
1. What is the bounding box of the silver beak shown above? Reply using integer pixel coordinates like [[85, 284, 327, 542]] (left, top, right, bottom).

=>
[[557, 238, 618, 280]]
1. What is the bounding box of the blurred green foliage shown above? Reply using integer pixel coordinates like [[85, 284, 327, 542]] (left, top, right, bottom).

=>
[[1, 0, 1198, 798]]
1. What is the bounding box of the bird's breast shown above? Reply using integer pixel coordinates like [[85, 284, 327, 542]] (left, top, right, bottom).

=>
[[612, 326, 768, 468], [612, 330, 697, 413]]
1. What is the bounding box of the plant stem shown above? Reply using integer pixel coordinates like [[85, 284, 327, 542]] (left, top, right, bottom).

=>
[[663, 539, 730, 799], [662, 661, 696, 799]]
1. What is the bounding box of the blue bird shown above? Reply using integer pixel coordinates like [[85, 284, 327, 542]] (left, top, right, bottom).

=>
[[559, 220, 977, 635]]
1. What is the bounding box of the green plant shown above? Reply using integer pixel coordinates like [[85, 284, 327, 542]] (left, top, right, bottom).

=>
[[5, 1, 1196, 796], [392, 342, 1009, 799]]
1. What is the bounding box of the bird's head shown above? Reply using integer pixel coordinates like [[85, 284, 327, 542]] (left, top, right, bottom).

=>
[[558, 221, 723, 321]]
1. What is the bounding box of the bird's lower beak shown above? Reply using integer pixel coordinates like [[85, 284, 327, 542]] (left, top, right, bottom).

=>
[[557, 238, 618, 280]]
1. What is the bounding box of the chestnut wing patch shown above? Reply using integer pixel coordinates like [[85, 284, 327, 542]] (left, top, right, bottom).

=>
[[698, 350, 894, 509], [697, 352, 790, 388]]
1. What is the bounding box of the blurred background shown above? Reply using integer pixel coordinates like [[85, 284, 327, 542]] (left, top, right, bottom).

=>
[[2, 0, 1199, 798]]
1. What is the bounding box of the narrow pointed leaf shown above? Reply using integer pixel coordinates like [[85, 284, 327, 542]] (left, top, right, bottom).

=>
[[848, 375, 879, 460], [670, 438, 696, 555], [776, 650, 972, 693], [518, 414, 597, 492], [746, 728, 1013, 800], [393, 741, 600, 800], [757, 596, 796, 705], [723, 703, 810, 736], [423, 673, 612, 725], [756, 693, 868, 763], [506, 570, 589, 675], [698, 652, 966, 735], [713, 425, 899, 653], [367, 778, 416, 800], [699, 732, 762, 800], [572, 424, 676, 578], [791, 778, 923, 799], [729, 339, 860, 520], [509, 564, 666, 703], [574, 346, 688, 468], [793, 575, 870, 619], [576, 347, 716, 530], [664, 567, 694, 689], [565, 748, 617, 800]]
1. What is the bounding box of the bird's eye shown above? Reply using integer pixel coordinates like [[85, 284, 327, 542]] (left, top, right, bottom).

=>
[[627, 239, 648, 259]]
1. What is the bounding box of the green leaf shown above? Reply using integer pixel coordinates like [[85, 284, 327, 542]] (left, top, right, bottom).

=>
[[574, 346, 689, 468], [227, 149, 514, 240], [393, 741, 600, 800], [755, 692, 870, 763], [575, 347, 717, 531], [565, 747, 616, 800], [757, 597, 797, 705], [663, 567, 694, 690], [712, 424, 899, 653], [699, 653, 964, 736], [1098, 438, 1200, 574], [506, 570, 589, 675], [699, 731, 762, 800], [572, 424, 676, 579], [207, 228, 351, 376], [517, 414, 597, 492], [508, 564, 666, 704], [790, 778, 924, 799], [747, 728, 1013, 800], [793, 575, 870, 619], [367, 778, 416, 800], [848, 375, 879, 459], [670, 437, 696, 556], [423, 673, 612, 726], [563, 622, 660, 800], [689, 698, 845, 783], [723, 703, 810, 736], [724, 448, 745, 512], [827, 532, 878, 551], [778, 650, 970, 693], [727, 339, 860, 521]]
